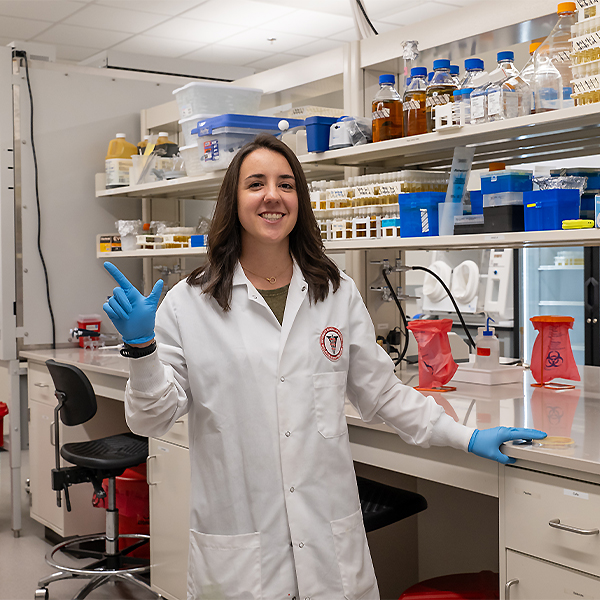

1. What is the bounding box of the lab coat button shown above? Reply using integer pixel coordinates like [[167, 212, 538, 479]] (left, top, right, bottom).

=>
[[290, 486, 295, 493], [280, 376, 285, 382], [298, 542, 304, 548], [285, 431, 291, 437], [301, 285, 307, 292]]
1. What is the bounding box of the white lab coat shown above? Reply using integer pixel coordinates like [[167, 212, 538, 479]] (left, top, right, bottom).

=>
[[125, 261, 474, 600]]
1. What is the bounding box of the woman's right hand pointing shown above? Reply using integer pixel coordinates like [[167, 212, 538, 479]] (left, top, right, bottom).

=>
[[103, 262, 163, 345]]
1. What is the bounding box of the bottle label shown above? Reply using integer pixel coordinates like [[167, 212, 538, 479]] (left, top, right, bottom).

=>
[[403, 99, 421, 111], [372, 105, 391, 120], [477, 347, 491, 356], [471, 95, 485, 120], [487, 90, 501, 116], [425, 94, 450, 108], [325, 188, 349, 200], [354, 185, 376, 198]]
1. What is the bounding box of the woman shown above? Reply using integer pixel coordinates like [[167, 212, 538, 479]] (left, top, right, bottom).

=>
[[103, 134, 545, 599]]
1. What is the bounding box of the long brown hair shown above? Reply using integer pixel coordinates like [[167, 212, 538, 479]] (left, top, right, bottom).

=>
[[187, 134, 340, 310]]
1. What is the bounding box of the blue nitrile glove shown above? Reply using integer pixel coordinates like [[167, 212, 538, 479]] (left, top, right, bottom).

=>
[[103, 262, 163, 344], [468, 427, 547, 465]]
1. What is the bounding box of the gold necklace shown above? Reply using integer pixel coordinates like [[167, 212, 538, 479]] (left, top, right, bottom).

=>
[[242, 262, 292, 285]]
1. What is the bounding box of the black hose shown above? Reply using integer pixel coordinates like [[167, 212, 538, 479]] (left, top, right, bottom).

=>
[[411, 266, 476, 349], [381, 269, 410, 363], [355, 0, 378, 35]]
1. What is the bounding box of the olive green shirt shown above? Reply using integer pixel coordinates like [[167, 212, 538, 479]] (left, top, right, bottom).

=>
[[257, 284, 289, 326]]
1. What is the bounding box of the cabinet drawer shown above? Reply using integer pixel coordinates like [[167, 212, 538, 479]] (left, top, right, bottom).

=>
[[505, 468, 600, 577], [506, 550, 600, 599], [28, 362, 55, 405], [155, 415, 188, 448]]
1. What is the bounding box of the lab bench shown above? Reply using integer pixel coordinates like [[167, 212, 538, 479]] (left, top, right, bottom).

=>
[[20, 347, 600, 599]]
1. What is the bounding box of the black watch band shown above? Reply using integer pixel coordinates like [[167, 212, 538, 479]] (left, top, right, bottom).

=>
[[120, 341, 157, 359]]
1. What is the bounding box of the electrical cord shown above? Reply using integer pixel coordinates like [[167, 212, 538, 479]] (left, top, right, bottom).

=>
[[410, 265, 476, 349], [22, 52, 56, 349], [381, 269, 410, 364], [355, 0, 378, 35]]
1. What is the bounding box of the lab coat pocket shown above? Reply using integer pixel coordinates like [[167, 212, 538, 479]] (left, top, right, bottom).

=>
[[187, 529, 262, 600], [330, 508, 378, 600], [313, 371, 348, 438]]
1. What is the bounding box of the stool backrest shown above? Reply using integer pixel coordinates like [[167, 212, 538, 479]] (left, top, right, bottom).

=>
[[45, 359, 97, 426]]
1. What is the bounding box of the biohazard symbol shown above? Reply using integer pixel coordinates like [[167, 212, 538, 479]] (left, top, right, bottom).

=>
[[546, 350, 564, 369], [546, 406, 564, 426], [320, 327, 343, 362]]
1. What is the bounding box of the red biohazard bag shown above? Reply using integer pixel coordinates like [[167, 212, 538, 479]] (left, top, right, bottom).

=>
[[406, 319, 458, 390], [530, 316, 580, 385]]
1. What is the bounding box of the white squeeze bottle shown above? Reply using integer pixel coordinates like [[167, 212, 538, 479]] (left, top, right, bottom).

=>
[[473, 317, 500, 369]]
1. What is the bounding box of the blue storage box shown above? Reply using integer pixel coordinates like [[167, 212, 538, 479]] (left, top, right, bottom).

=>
[[480, 170, 533, 194], [469, 190, 483, 214], [190, 114, 304, 172], [524, 189, 581, 231], [305, 116, 338, 153], [399, 192, 446, 237], [190, 234, 207, 247]]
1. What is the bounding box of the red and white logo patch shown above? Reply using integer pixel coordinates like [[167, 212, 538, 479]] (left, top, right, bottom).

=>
[[320, 327, 343, 362]]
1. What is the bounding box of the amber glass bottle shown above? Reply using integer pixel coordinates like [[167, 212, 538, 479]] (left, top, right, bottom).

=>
[[425, 59, 457, 133], [372, 74, 403, 142], [403, 67, 428, 137]]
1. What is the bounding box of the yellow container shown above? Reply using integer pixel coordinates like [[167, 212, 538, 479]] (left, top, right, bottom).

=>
[[106, 133, 137, 159]]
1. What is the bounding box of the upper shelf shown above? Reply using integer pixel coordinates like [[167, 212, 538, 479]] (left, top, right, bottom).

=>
[[299, 103, 600, 171], [324, 229, 600, 252], [95, 163, 345, 200]]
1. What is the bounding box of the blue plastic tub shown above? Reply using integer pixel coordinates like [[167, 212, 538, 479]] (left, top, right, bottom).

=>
[[524, 189, 581, 231], [399, 192, 446, 237], [481, 170, 533, 194], [469, 190, 483, 214], [305, 116, 338, 152]]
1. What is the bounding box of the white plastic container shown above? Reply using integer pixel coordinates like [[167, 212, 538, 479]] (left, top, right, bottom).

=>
[[473, 317, 500, 369], [179, 114, 216, 147], [179, 143, 202, 177], [172, 82, 262, 120], [105, 158, 133, 188]]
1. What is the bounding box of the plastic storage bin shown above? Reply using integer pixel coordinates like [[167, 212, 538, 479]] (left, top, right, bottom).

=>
[[524, 189, 581, 231], [470, 190, 483, 214], [305, 116, 338, 152], [172, 82, 262, 120], [480, 170, 533, 194], [191, 114, 303, 173], [551, 168, 600, 191], [179, 114, 216, 147], [399, 192, 446, 237]]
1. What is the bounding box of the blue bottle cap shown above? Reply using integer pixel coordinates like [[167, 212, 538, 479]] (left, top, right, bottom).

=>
[[379, 74, 395, 85], [483, 316, 496, 336], [453, 90, 462, 98], [428, 72, 434, 82], [464, 57, 484, 71], [450, 64, 460, 75], [461, 87, 474, 95], [411, 66, 428, 77], [497, 51, 514, 62], [433, 59, 451, 70]]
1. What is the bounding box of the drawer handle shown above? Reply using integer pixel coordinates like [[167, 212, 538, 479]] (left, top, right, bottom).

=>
[[34, 382, 49, 388], [146, 455, 157, 486], [505, 579, 518, 599], [549, 518, 599, 536]]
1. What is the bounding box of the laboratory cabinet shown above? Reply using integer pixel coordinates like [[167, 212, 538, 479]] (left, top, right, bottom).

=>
[[503, 466, 600, 594], [28, 362, 129, 538], [148, 433, 190, 600]]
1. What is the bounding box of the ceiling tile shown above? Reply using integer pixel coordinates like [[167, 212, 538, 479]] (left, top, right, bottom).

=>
[[34, 24, 131, 48], [258, 0, 352, 17], [0, 15, 53, 39], [185, 0, 295, 28], [63, 4, 169, 33], [112, 35, 204, 58], [329, 27, 359, 43], [95, 0, 205, 16], [183, 43, 271, 66], [363, 0, 415, 20], [247, 52, 304, 71], [55, 44, 99, 62], [145, 17, 244, 44], [221, 28, 320, 53], [289, 37, 345, 57], [0, 1, 82, 22], [263, 9, 354, 38], [380, 2, 457, 26]]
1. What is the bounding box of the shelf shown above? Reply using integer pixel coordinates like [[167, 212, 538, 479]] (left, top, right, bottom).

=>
[[95, 163, 345, 200], [538, 301, 584, 306], [97, 247, 207, 259], [298, 103, 600, 171], [323, 229, 600, 252], [538, 265, 584, 271]]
